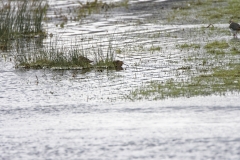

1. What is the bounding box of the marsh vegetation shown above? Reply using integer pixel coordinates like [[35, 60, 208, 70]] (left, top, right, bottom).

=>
[[1, 1, 240, 160], [1, 0, 240, 102], [0, 0, 48, 50], [15, 36, 121, 70], [166, 0, 240, 24], [0, 0, 128, 70], [128, 0, 240, 100]]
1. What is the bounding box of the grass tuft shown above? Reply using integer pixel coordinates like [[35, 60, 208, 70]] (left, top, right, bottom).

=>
[[15, 37, 122, 71], [177, 43, 200, 49], [204, 40, 229, 50], [0, 0, 48, 50]]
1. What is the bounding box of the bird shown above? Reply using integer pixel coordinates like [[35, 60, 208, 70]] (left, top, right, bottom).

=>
[[229, 20, 240, 38], [113, 60, 123, 70], [78, 55, 93, 64], [78, 55, 93, 67]]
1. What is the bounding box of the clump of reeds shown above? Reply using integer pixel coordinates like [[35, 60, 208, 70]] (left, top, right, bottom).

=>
[[0, 0, 48, 50], [15, 38, 92, 69], [15, 37, 123, 71]]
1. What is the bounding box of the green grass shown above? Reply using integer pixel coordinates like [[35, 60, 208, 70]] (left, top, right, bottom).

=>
[[17, 50, 93, 69], [15, 37, 121, 70], [149, 45, 161, 51], [128, 37, 240, 100], [166, 0, 240, 24], [6, 0, 239, 101], [0, 0, 48, 50], [230, 47, 240, 55], [177, 43, 200, 49], [203, 40, 240, 56], [204, 40, 230, 55], [129, 63, 240, 100], [204, 40, 229, 50]]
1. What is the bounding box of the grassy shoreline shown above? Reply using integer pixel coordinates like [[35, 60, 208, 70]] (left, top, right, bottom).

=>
[[128, 0, 240, 100], [1, 0, 239, 101]]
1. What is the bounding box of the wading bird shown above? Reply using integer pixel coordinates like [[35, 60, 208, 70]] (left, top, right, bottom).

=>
[[113, 60, 123, 70], [229, 20, 240, 38]]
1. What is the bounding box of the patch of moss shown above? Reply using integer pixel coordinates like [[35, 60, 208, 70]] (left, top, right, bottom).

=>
[[207, 49, 226, 55], [149, 46, 161, 51], [230, 47, 240, 55], [166, 0, 239, 24], [204, 41, 229, 50], [177, 43, 200, 49], [129, 63, 240, 100]]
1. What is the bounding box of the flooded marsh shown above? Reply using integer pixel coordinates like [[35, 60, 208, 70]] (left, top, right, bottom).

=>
[[1, 0, 240, 159]]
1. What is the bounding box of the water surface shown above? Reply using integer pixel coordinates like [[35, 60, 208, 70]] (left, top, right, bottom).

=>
[[0, 0, 240, 159]]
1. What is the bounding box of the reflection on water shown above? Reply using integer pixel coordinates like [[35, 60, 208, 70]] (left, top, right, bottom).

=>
[[1, 98, 240, 159], [0, 0, 240, 159]]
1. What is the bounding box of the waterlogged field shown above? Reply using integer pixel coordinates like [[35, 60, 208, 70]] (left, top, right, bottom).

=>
[[0, 0, 240, 159]]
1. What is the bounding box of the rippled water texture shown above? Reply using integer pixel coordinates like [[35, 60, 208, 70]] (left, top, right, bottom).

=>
[[1, 0, 240, 159]]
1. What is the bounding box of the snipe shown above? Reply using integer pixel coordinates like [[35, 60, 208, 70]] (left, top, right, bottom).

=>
[[113, 60, 123, 70], [78, 56, 93, 64], [229, 20, 240, 38]]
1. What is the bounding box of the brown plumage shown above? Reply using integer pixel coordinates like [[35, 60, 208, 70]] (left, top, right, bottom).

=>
[[113, 60, 123, 70], [229, 20, 240, 38], [78, 56, 93, 64]]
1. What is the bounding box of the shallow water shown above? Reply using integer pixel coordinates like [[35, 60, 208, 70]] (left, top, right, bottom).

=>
[[1, 0, 240, 159], [1, 96, 240, 160]]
